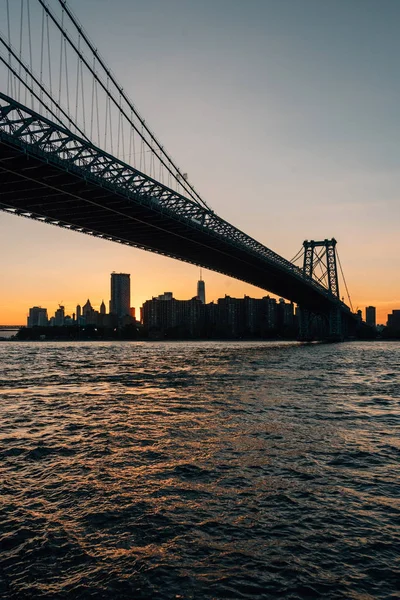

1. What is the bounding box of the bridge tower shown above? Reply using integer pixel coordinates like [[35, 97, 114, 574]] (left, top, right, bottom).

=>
[[299, 238, 342, 341]]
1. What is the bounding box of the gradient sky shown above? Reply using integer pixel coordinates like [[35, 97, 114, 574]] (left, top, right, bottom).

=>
[[1, 0, 399, 325]]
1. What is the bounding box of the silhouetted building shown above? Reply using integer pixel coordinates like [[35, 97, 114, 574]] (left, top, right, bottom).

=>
[[54, 305, 65, 327], [217, 296, 245, 337], [157, 292, 173, 301], [387, 310, 400, 330], [141, 293, 204, 337], [215, 295, 279, 338], [278, 298, 295, 328], [141, 292, 296, 339], [81, 299, 94, 324], [197, 274, 206, 304], [110, 273, 131, 319], [27, 306, 48, 327], [365, 306, 376, 328], [76, 304, 81, 322], [100, 300, 106, 315]]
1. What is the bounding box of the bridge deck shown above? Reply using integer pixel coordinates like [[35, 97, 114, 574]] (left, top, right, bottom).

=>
[[0, 97, 341, 313]]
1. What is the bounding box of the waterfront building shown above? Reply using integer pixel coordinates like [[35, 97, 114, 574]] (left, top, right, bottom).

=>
[[217, 296, 245, 338], [387, 310, 400, 330], [365, 306, 376, 328], [76, 304, 81, 322], [141, 293, 204, 337], [100, 300, 106, 315], [262, 296, 278, 331], [110, 273, 131, 319], [27, 306, 48, 327], [141, 292, 295, 339]]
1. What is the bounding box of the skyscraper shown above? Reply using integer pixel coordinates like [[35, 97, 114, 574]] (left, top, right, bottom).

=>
[[197, 271, 206, 304], [365, 306, 376, 328], [110, 273, 131, 319], [27, 306, 48, 327], [54, 305, 65, 327]]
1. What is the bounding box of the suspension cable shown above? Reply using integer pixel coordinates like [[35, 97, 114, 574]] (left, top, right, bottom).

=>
[[53, 0, 212, 210], [0, 55, 67, 129], [38, 0, 200, 204], [27, 0, 33, 109], [6, 0, 13, 98], [290, 247, 303, 264], [0, 36, 89, 141], [336, 249, 354, 311]]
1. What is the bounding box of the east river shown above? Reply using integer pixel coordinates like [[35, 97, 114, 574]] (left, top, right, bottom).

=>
[[0, 341, 399, 599]]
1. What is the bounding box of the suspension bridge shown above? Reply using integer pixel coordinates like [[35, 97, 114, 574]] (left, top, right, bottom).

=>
[[0, 0, 356, 340]]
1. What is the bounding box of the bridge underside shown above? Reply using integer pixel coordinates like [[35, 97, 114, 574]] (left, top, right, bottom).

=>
[[0, 136, 335, 313]]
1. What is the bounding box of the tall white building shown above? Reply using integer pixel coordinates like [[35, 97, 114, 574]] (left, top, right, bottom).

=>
[[110, 272, 131, 318]]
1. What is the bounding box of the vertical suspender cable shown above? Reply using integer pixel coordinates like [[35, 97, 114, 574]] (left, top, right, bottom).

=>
[[95, 78, 100, 147], [90, 56, 95, 141], [64, 38, 70, 116], [128, 109, 134, 166], [27, 0, 33, 110], [6, 0, 13, 97], [104, 76, 109, 150], [117, 92, 121, 159], [46, 13, 52, 116], [58, 8, 64, 119], [121, 113, 125, 164], [18, 0, 24, 102], [39, 7, 44, 105], [80, 55, 86, 132], [108, 89, 113, 155], [75, 34, 80, 126]]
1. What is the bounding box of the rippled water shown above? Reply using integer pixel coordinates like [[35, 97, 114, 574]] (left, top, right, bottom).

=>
[[0, 341, 399, 599]]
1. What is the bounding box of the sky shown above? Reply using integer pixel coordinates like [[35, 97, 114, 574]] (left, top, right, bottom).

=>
[[1, 0, 399, 325]]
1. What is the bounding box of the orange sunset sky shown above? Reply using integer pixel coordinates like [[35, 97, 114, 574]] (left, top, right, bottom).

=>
[[1, 0, 399, 326]]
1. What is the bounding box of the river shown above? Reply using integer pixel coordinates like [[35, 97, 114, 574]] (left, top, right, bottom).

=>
[[0, 341, 399, 599]]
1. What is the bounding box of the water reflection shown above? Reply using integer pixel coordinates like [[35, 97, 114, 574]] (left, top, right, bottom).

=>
[[0, 341, 399, 599]]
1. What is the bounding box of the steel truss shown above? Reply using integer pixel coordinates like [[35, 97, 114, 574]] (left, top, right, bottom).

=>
[[302, 238, 340, 298], [0, 93, 341, 304]]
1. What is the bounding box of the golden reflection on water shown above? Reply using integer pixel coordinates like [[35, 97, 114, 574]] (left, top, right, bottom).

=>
[[0, 341, 399, 599]]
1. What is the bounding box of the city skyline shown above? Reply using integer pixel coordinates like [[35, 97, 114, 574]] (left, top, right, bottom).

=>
[[1, 267, 397, 327], [18, 269, 395, 330], [1, 0, 399, 324]]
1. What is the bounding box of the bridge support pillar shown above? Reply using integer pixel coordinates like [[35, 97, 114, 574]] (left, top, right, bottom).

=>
[[328, 305, 343, 341], [298, 307, 313, 341]]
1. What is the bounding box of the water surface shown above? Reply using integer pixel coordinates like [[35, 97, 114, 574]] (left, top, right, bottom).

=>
[[0, 341, 399, 599]]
